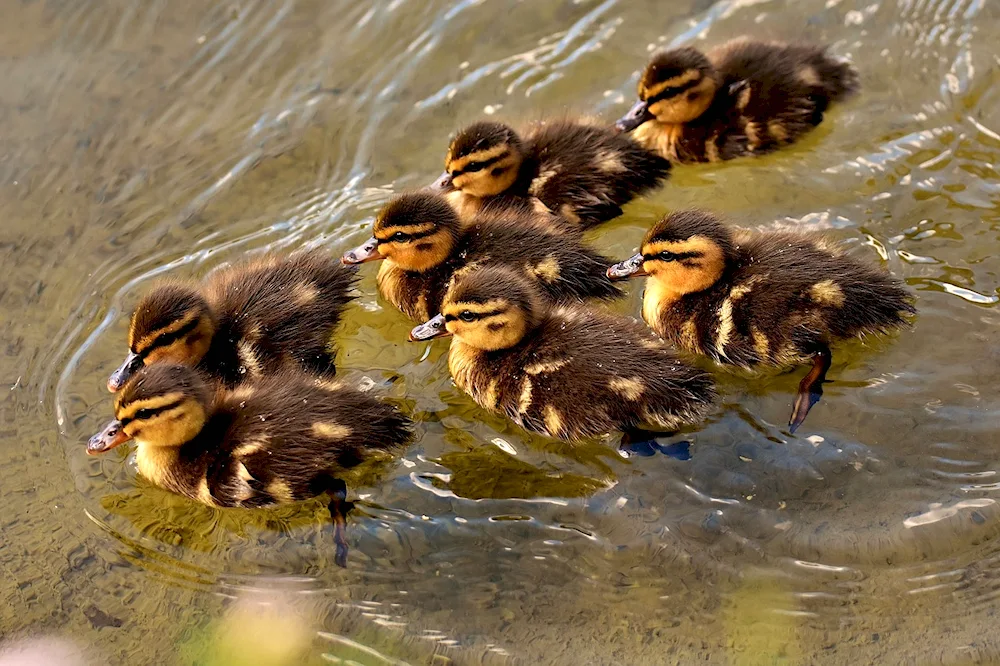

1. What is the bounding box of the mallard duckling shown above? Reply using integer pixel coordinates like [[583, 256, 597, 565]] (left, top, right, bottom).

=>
[[340, 192, 621, 321], [607, 210, 914, 432], [429, 119, 671, 228], [408, 264, 716, 441], [88, 363, 412, 566], [615, 39, 859, 162], [107, 251, 356, 392]]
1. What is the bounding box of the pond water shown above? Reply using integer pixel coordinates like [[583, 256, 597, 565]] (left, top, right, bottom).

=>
[[2, 0, 1000, 663]]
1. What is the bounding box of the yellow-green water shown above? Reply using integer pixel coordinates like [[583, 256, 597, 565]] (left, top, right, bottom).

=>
[[3, 0, 1000, 663]]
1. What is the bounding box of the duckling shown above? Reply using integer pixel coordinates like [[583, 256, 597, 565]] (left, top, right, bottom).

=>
[[88, 363, 412, 566], [107, 250, 356, 392], [340, 192, 621, 321], [607, 210, 914, 432], [615, 39, 860, 162], [429, 119, 671, 228], [408, 264, 716, 441]]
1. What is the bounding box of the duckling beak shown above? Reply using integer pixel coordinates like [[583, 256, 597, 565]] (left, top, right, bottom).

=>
[[107, 351, 143, 392], [607, 253, 647, 280], [87, 419, 131, 455], [340, 237, 383, 265], [427, 171, 453, 193], [408, 314, 450, 342], [614, 100, 653, 133]]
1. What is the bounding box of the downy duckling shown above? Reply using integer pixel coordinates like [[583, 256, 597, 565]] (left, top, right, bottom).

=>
[[408, 264, 716, 441], [340, 192, 621, 321], [615, 39, 859, 162], [430, 119, 671, 228], [88, 363, 412, 566], [607, 210, 914, 431], [107, 251, 356, 392]]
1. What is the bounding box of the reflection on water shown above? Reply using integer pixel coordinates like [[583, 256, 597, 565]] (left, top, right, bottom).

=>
[[2, 0, 1000, 663]]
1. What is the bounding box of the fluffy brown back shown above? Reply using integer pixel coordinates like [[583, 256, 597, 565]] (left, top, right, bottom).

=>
[[521, 119, 672, 227]]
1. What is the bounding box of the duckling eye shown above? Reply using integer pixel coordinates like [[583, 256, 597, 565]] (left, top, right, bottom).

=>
[[390, 232, 410, 243], [134, 408, 154, 420], [459, 311, 476, 322], [658, 251, 678, 262]]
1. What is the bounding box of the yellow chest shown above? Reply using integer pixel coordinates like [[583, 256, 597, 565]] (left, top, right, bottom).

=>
[[448, 341, 490, 404], [634, 120, 684, 161], [376, 261, 428, 319]]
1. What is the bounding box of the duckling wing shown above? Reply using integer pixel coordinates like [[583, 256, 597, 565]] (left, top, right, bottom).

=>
[[523, 120, 671, 228]]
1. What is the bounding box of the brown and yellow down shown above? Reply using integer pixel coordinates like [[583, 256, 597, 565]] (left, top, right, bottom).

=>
[[616, 38, 859, 162], [409, 264, 715, 441]]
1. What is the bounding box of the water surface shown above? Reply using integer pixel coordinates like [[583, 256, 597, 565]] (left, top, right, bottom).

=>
[[3, 0, 1000, 663]]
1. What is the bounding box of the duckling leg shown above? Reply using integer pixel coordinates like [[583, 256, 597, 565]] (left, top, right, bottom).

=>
[[788, 344, 832, 434], [620, 429, 691, 460], [326, 478, 354, 568]]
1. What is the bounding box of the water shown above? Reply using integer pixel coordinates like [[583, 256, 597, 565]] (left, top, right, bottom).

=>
[[2, 0, 999, 663]]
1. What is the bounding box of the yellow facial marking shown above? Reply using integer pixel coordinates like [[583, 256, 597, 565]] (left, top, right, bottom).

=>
[[527, 255, 561, 283], [293, 282, 319, 305], [609, 377, 645, 401], [641, 69, 702, 99], [810, 280, 846, 307], [267, 479, 294, 503], [447, 145, 509, 172], [116, 392, 186, 421], [751, 325, 770, 360], [442, 299, 507, 318], [524, 358, 571, 375], [647, 76, 717, 124], [543, 405, 564, 437], [375, 222, 437, 239], [312, 422, 353, 439], [518, 376, 533, 414], [131, 312, 199, 354], [237, 341, 262, 377]]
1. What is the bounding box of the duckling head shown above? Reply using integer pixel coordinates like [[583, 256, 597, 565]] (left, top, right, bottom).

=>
[[608, 210, 732, 296], [341, 192, 460, 272], [616, 47, 717, 131], [430, 122, 524, 198], [409, 264, 541, 351], [107, 286, 217, 392], [89, 363, 211, 454]]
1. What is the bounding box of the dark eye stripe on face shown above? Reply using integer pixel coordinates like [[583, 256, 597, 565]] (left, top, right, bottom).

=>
[[444, 307, 504, 322], [646, 78, 702, 104], [376, 228, 438, 245], [451, 151, 510, 176], [643, 250, 703, 261], [135, 317, 201, 357], [120, 398, 185, 426]]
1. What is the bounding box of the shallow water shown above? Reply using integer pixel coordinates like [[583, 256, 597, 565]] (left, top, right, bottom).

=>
[[3, 0, 1000, 663]]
